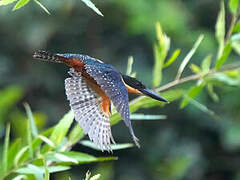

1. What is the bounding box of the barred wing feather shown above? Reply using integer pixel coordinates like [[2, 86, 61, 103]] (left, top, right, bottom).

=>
[[65, 68, 115, 151], [85, 64, 140, 147]]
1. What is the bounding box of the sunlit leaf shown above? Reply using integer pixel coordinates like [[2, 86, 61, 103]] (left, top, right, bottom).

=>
[[68, 124, 84, 145], [12, 0, 30, 10], [126, 56, 134, 76], [12, 175, 27, 180], [207, 72, 240, 86], [27, 118, 33, 159], [207, 84, 219, 102], [7, 138, 22, 170], [153, 22, 170, 87], [0, 0, 17, 6], [233, 21, 240, 33], [90, 174, 101, 180], [180, 82, 205, 108], [24, 103, 38, 138], [229, 0, 239, 15], [80, 0, 103, 16], [50, 110, 74, 147], [231, 33, 240, 55], [34, 0, 50, 15], [163, 49, 181, 68], [215, 1, 225, 59], [14, 146, 28, 167], [216, 42, 232, 70], [2, 123, 10, 174], [48, 153, 79, 164], [175, 34, 204, 80], [130, 113, 166, 120], [201, 55, 212, 74], [43, 158, 49, 180], [16, 164, 44, 180], [190, 64, 201, 74], [38, 135, 55, 148], [80, 140, 134, 151]]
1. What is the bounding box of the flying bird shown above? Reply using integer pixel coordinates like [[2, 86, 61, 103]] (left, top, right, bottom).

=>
[[33, 50, 168, 151]]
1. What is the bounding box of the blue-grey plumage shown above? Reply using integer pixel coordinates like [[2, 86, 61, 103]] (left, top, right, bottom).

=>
[[33, 50, 168, 151]]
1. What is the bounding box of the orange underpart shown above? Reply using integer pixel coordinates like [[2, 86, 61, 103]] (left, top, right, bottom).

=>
[[84, 76, 111, 116], [56, 55, 85, 72]]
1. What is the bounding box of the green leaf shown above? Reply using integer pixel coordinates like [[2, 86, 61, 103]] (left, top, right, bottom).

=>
[[207, 84, 219, 102], [80, 0, 103, 16], [130, 113, 167, 120], [68, 124, 84, 145], [80, 140, 134, 151], [126, 56, 134, 76], [233, 21, 240, 33], [17, 164, 44, 180], [229, 0, 239, 15], [43, 158, 49, 180], [38, 135, 55, 148], [17, 165, 70, 174], [201, 55, 212, 74], [48, 153, 79, 164], [24, 103, 38, 138], [14, 146, 29, 167], [50, 110, 74, 147], [12, 0, 30, 10], [190, 64, 201, 74], [215, 42, 232, 70], [7, 138, 22, 170], [175, 34, 204, 80], [34, 0, 50, 15], [153, 22, 170, 87], [27, 116, 33, 159], [0, 0, 17, 6], [231, 33, 240, 55], [163, 49, 181, 68], [2, 123, 10, 174], [215, 1, 225, 59], [12, 175, 27, 180], [180, 82, 205, 108], [207, 72, 240, 86]]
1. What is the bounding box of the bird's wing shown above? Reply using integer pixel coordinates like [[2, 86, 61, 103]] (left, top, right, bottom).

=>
[[85, 64, 140, 147], [65, 68, 115, 151]]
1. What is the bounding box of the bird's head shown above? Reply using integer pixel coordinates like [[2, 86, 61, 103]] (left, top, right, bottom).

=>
[[121, 75, 168, 103]]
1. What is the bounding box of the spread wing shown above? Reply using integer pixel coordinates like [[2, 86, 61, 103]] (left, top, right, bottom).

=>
[[65, 68, 115, 151], [85, 63, 140, 147]]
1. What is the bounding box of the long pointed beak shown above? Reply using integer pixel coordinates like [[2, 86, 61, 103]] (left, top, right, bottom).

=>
[[140, 88, 169, 103]]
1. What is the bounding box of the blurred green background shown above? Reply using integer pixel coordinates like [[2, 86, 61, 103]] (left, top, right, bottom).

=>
[[1, 0, 240, 179]]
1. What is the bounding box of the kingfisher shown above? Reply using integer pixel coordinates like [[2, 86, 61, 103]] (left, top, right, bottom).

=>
[[33, 50, 168, 151]]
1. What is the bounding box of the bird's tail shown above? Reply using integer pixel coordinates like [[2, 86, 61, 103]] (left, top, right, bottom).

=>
[[33, 50, 62, 63]]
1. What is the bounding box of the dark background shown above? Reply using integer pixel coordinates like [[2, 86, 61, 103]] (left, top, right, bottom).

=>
[[1, 0, 240, 179]]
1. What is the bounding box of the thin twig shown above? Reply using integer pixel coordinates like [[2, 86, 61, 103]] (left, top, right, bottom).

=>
[[130, 61, 240, 105]]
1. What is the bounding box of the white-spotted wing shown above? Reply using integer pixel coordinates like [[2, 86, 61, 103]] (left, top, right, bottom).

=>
[[84, 62, 140, 147], [65, 68, 115, 151]]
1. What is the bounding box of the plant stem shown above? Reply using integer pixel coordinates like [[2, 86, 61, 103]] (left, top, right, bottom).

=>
[[130, 61, 240, 105]]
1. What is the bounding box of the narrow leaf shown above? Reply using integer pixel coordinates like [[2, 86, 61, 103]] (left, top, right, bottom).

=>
[[2, 123, 10, 174], [50, 110, 74, 147], [12, 0, 30, 10], [215, 1, 225, 59], [80, 140, 134, 151], [24, 103, 38, 138], [201, 55, 212, 74], [27, 117, 33, 159], [12, 175, 27, 180], [51, 153, 78, 164], [163, 49, 181, 68], [130, 113, 166, 120], [14, 146, 28, 167], [0, 0, 17, 6], [180, 82, 205, 108], [190, 64, 201, 74], [68, 124, 84, 145], [207, 84, 219, 102], [175, 34, 204, 80], [34, 0, 50, 15], [216, 42, 232, 70], [229, 0, 239, 15], [38, 135, 55, 148], [7, 138, 21, 170], [80, 0, 103, 16], [126, 56, 134, 76]]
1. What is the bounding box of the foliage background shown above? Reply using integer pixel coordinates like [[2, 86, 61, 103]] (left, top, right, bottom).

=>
[[1, 0, 240, 179]]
